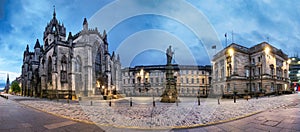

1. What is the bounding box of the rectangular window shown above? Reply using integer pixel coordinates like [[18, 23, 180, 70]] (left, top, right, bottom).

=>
[[191, 78, 194, 84], [186, 78, 189, 83], [246, 69, 249, 77], [197, 78, 199, 84], [156, 78, 159, 83], [202, 78, 205, 84]]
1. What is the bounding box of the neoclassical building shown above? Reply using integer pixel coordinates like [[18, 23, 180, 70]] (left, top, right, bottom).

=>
[[21, 9, 121, 99], [212, 42, 289, 96], [121, 65, 212, 97]]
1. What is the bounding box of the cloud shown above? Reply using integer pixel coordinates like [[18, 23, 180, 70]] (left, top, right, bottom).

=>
[[2, 0, 300, 76], [188, 0, 300, 56], [91, 0, 221, 67], [0, 0, 110, 73]]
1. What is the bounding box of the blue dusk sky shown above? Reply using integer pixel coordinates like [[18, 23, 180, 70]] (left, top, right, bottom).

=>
[[1, 0, 300, 88]]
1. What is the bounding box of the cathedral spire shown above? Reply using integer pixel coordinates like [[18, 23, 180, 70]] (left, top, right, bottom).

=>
[[53, 5, 56, 18], [26, 44, 29, 52], [34, 39, 40, 49]]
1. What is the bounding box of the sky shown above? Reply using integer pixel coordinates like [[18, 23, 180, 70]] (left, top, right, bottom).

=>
[[1, 0, 300, 88]]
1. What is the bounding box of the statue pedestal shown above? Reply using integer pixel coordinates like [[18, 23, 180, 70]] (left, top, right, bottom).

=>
[[160, 75, 179, 103]]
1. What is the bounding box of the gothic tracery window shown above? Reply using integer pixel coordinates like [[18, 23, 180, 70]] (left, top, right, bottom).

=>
[[48, 57, 52, 82], [95, 50, 101, 77], [61, 55, 67, 82]]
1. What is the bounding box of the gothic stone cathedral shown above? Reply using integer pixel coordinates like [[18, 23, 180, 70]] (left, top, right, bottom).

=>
[[21, 9, 121, 100]]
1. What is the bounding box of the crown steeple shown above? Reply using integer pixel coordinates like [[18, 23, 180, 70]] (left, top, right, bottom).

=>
[[53, 5, 56, 18], [43, 5, 66, 45]]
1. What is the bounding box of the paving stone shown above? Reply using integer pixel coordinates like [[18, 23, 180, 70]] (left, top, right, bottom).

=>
[[262, 120, 280, 127], [2, 93, 300, 130]]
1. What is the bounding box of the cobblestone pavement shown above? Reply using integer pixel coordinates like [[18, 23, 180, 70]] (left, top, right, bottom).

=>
[[0, 96, 104, 132], [172, 93, 300, 132], [1, 93, 300, 131]]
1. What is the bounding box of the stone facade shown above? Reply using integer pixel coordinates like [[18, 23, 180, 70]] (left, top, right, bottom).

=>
[[21, 9, 121, 99], [121, 65, 212, 97], [212, 42, 289, 96]]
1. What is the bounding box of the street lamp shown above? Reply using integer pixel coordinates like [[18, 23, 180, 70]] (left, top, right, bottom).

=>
[[197, 91, 200, 106], [270, 64, 275, 95], [233, 83, 236, 103], [55, 73, 58, 102]]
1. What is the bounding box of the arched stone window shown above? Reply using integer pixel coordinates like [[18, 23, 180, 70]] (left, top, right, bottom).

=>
[[61, 55, 67, 82], [75, 56, 82, 72], [95, 50, 101, 77], [48, 57, 52, 82]]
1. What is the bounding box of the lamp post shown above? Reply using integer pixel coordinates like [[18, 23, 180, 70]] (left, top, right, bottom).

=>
[[152, 91, 155, 107], [197, 91, 200, 106], [205, 67, 208, 97], [233, 83, 236, 103], [270, 64, 275, 95], [55, 74, 58, 102]]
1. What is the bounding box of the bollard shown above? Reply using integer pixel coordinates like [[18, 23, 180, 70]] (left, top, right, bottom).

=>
[[218, 98, 220, 105], [153, 100, 155, 107], [67, 99, 69, 104], [6, 96, 8, 100], [109, 100, 111, 107], [130, 97, 132, 107], [176, 100, 178, 106], [198, 97, 200, 106], [234, 96, 236, 103], [90, 100, 93, 106]]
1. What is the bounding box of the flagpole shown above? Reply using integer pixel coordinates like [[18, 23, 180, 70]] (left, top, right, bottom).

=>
[[225, 33, 227, 47]]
